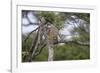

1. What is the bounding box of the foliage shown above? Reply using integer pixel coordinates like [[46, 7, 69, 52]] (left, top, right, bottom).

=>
[[22, 11, 90, 62], [39, 11, 65, 30], [22, 36, 90, 62], [54, 44, 90, 60]]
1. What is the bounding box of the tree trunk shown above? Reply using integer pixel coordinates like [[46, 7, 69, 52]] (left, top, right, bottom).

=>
[[48, 44, 54, 61], [44, 25, 54, 61]]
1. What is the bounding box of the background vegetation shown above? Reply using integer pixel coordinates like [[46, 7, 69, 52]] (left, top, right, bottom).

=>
[[22, 11, 90, 62]]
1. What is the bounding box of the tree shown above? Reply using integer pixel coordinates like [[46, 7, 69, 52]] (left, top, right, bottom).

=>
[[22, 10, 90, 62]]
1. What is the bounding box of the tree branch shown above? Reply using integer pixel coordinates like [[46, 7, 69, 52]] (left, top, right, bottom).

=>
[[22, 23, 39, 26], [24, 26, 39, 42], [34, 43, 46, 56], [54, 40, 89, 46]]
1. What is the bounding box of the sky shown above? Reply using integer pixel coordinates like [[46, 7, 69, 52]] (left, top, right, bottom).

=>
[[22, 11, 73, 36], [22, 11, 85, 40], [22, 12, 38, 34]]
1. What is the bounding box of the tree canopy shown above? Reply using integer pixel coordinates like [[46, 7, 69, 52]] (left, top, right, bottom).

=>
[[22, 10, 90, 62]]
